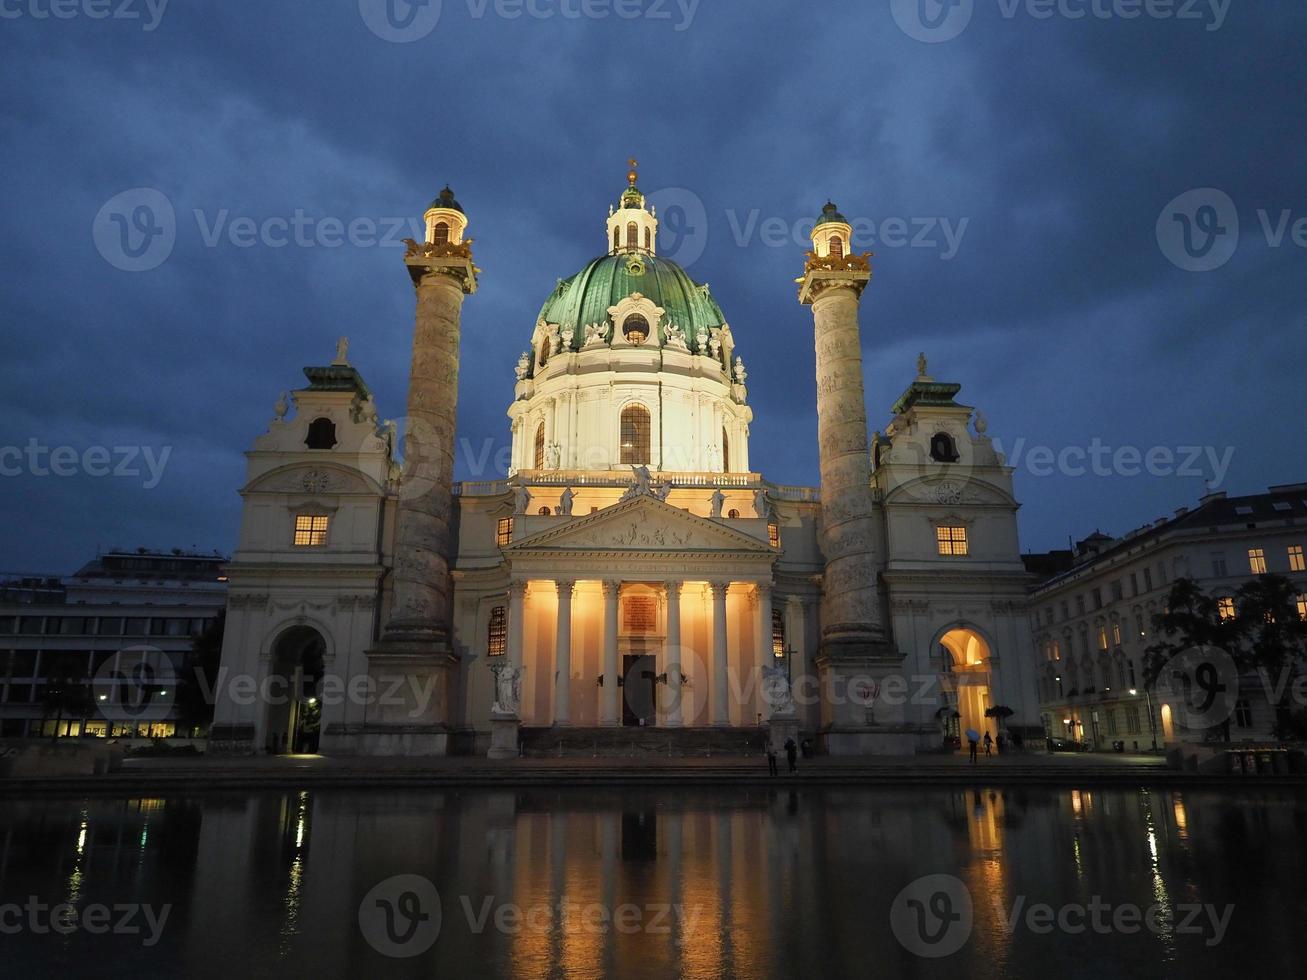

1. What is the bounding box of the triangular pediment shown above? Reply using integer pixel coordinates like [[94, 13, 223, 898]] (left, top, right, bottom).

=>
[[507, 493, 774, 555]]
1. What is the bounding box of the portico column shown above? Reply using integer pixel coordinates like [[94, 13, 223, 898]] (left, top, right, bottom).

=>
[[664, 581, 683, 728], [709, 580, 731, 726], [754, 582, 774, 722], [507, 579, 526, 669], [554, 579, 574, 725], [601, 580, 620, 726]]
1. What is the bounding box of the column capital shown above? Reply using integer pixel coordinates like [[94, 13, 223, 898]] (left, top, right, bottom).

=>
[[602, 580, 622, 599], [555, 578, 576, 595], [508, 578, 528, 598], [664, 580, 683, 600], [755, 581, 772, 599], [708, 579, 731, 598]]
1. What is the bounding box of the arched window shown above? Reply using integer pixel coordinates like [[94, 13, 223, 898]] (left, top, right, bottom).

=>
[[538, 340, 549, 369], [533, 423, 546, 470], [771, 607, 786, 658], [487, 606, 506, 657], [613, 226, 620, 251], [305, 417, 336, 450], [727, 508, 740, 519], [643, 227, 651, 251], [627, 222, 638, 248], [619, 404, 651, 465], [721, 428, 730, 471], [930, 431, 959, 462], [433, 221, 450, 246], [623, 315, 649, 344], [830, 235, 844, 259]]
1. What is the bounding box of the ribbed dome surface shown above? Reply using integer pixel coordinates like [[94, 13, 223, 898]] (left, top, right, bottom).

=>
[[536, 254, 727, 351]]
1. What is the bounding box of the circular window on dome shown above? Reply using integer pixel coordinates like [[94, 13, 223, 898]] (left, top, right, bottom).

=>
[[623, 315, 650, 345]]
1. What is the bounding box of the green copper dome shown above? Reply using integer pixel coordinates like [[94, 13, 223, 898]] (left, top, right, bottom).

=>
[[536, 253, 728, 352], [426, 185, 463, 214], [814, 201, 847, 227]]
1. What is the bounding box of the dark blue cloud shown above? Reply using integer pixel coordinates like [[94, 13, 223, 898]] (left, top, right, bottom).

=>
[[1, 0, 1304, 572]]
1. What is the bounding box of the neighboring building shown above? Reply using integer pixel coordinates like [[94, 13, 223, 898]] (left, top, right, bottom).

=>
[[0, 551, 227, 739], [209, 172, 1043, 757], [1027, 484, 1307, 750]]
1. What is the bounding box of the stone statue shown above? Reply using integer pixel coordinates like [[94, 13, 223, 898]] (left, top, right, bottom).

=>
[[491, 662, 524, 716], [733, 356, 747, 384], [762, 663, 796, 716], [515, 351, 530, 380], [753, 487, 769, 516], [514, 484, 530, 515], [334, 336, 349, 365], [583, 321, 609, 347], [974, 410, 989, 435], [545, 442, 561, 469], [709, 331, 722, 358], [558, 486, 575, 516], [664, 322, 688, 350], [655, 481, 672, 502], [274, 391, 289, 420], [620, 464, 655, 501], [695, 326, 709, 353], [561, 324, 575, 350], [710, 488, 726, 518], [917, 351, 928, 377]]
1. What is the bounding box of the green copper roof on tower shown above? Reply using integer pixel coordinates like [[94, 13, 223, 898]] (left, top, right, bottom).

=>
[[814, 201, 847, 227], [427, 185, 463, 214]]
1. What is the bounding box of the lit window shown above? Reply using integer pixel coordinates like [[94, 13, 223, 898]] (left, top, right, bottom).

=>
[[1248, 548, 1267, 574], [496, 518, 513, 548], [613, 226, 620, 251], [623, 315, 649, 344], [627, 222, 638, 248], [829, 235, 844, 258], [487, 606, 506, 657], [771, 607, 785, 658], [534, 424, 546, 470], [1096, 626, 1108, 650], [721, 428, 730, 472], [936, 526, 968, 556], [768, 523, 780, 548], [1289, 545, 1305, 572], [643, 227, 651, 251], [728, 508, 740, 519], [1297, 594, 1307, 620], [619, 405, 651, 464], [1111, 622, 1122, 646], [293, 514, 329, 547], [1217, 597, 1235, 621], [433, 221, 449, 246], [538, 506, 551, 516]]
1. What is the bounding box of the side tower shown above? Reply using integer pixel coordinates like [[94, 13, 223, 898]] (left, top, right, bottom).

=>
[[798, 203, 912, 754], [361, 186, 478, 756]]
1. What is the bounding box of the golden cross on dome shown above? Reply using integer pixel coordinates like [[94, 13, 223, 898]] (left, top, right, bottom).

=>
[[627, 157, 639, 186]]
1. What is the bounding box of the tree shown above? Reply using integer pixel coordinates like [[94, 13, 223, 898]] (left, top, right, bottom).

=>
[[1146, 575, 1307, 741], [176, 610, 225, 737]]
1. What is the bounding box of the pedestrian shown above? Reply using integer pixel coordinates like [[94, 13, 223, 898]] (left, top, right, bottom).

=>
[[784, 737, 798, 773], [983, 731, 993, 757], [766, 744, 778, 776], [967, 731, 979, 763]]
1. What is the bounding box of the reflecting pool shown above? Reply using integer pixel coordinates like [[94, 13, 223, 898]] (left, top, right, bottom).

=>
[[1, 786, 1304, 978]]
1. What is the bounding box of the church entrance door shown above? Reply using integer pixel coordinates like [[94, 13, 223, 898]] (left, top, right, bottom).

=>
[[622, 654, 657, 727]]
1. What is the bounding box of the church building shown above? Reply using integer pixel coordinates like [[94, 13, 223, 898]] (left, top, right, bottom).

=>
[[207, 167, 1042, 757]]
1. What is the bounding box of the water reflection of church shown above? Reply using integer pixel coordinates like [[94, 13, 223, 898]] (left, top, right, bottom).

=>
[[207, 168, 1042, 757]]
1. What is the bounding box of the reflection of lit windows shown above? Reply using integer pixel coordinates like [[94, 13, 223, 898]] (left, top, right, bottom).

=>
[[293, 514, 329, 547], [1248, 548, 1267, 574], [1217, 597, 1235, 621], [487, 606, 506, 657], [496, 518, 513, 548], [936, 526, 968, 556], [1289, 545, 1305, 572], [768, 523, 780, 549]]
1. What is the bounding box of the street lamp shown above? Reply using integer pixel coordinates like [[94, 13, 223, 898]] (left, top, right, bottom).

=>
[[1129, 687, 1159, 752]]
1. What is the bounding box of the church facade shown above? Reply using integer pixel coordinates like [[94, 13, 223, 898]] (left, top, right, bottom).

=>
[[207, 170, 1042, 757]]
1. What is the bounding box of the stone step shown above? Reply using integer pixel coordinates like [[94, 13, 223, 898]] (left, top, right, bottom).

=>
[[518, 726, 771, 758]]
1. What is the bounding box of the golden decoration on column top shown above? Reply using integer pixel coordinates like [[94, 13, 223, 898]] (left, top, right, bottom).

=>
[[627, 157, 639, 186]]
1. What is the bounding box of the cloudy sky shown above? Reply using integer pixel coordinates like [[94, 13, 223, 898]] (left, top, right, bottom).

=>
[[1, 0, 1303, 573]]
